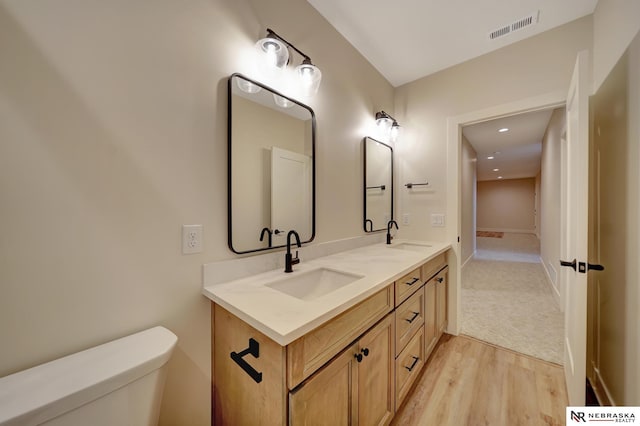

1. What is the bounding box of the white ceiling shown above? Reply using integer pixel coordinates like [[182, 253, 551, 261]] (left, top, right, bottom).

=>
[[307, 0, 597, 87], [306, 0, 589, 181], [462, 109, 555, 181]]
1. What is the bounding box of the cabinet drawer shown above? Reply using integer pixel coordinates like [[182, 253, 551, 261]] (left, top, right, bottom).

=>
[[422, 252, 446, 282], [394, 267, 422, 306], [395, 325, 425, 411], [287, 286, 393, 389], [395, 288, 424, 356]]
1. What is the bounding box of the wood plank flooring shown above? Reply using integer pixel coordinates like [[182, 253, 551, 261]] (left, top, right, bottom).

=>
[[391, 334, 568, 426]]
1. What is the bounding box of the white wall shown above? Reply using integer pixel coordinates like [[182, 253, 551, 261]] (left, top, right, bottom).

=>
[[477, 178, 536, 233], [0, 0, 394, 424], [540, 108, 565, 307], [461, 136, 476, 264]]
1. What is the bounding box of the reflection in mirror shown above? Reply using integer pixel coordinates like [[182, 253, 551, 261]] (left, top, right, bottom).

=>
[[364, 137, 393, 232], [228, 74, 315, 254]]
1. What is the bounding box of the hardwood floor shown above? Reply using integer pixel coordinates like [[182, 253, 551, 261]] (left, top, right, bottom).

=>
[[391, 334, 568, 426]]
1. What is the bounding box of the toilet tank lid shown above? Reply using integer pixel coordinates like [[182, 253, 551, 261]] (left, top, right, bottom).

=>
[[0, 326, 177, 426]]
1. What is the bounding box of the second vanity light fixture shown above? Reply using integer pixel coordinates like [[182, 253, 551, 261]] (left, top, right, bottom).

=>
[[375, 111, 401, 143], [256, 28, 322, 97]]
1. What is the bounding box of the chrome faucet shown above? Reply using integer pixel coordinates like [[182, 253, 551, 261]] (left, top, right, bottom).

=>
[[285, 230, 301, 273], [386, 220, 398, 244]]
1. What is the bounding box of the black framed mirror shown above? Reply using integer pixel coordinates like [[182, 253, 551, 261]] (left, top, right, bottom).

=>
[[228, 74, 316, 254], [363, 137, 393, 232]]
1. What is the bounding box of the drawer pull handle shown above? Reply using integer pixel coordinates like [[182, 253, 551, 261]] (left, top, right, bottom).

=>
[[436, 277, 444, 283], [404, 356, 420, 372], [361, 347, 370, 357], [405, 311, 420, 323], [405, 277, 420, 286]]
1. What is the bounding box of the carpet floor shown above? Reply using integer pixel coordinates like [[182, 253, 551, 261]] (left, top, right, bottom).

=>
[[461, 233, 564, 365]]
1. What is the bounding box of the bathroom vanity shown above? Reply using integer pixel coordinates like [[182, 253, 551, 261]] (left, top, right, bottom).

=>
[[203, 241, 450, 425]]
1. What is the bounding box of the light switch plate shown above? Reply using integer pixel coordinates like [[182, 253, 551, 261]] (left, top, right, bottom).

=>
[[402, 213, 410, 225], [431, 213, 445, 227], [182, 224, 203, 254]]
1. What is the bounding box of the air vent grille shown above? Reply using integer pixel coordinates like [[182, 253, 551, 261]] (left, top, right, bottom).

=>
[[489, 11, 539, 40]]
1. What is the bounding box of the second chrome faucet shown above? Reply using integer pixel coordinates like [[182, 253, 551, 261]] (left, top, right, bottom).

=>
[[285, 230, 301, 273]]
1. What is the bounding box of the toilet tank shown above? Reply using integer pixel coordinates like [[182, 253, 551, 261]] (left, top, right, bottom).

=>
[[0, 326, 177, 426]]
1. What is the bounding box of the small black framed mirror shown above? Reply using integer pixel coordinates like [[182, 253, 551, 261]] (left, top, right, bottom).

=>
[[228, 74, 316, 254], [363, 137, 393, 232]]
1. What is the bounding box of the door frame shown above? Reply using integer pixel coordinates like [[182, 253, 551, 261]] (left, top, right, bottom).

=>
[[445, 90, 566, 335]]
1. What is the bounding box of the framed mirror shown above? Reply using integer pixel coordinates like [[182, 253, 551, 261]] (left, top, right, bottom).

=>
[[228, 74, 316, 254], [363, 137, 393, 232]]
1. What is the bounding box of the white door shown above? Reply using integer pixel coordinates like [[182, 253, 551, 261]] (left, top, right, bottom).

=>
[[560, 50, 590, 406], [271, 147, 312, 242]]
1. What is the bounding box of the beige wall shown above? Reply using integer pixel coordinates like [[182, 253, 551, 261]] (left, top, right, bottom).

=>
[[461, 136, 477, 264], [477, 178, 536, 233], [0, 0, 393, 424], [592, 0, 640, 92], [540, 108, 566, 306], [394, 16, 593, 243]]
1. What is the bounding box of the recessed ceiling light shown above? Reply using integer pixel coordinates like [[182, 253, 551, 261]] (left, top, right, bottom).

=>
[[498, 128, 509, 133], [493, 168, 499, 172], [487, 156, 494, 160], [498, 176, 503, 179]]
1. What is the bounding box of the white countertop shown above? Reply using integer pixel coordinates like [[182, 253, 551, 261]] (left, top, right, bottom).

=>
[[202, 240, 450, 346]]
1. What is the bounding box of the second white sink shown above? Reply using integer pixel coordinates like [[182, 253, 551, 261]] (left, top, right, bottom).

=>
[[266, 268, 364, 301]]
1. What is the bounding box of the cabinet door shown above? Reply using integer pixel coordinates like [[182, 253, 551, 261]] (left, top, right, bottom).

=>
[[289, 344, 358, 426], [358, 314, 395, 426], [424, 282, 438, 358], [435, 268, 448, 336]]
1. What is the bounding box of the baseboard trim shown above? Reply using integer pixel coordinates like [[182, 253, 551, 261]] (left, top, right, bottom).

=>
[[462, 250, 476, 268], [541, 260, 562, 311], [593, 367, 615, 406]]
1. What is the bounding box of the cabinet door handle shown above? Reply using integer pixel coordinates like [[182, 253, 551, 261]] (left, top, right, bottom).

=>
[[405, 277, 420, 286], [436, 277, 444, 283], [405, 311, 420, 323], [404, 356, 420, 372], [361, 348, 370, 357], [354, 353, 363, 363]]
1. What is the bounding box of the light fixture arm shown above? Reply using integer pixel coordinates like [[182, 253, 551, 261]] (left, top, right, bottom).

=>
[[376, 110, 399, 126], [266, 28, 313, 64]]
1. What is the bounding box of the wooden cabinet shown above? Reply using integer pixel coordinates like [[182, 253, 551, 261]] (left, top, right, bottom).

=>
[[212, 251, 449, 425], [424, 279, 438, 359], [289, 314, 395, 426], [424, 265, 448, 360], [394, 267, 422, 306], [288, 286, 393, 389], [395, 326, 425, 408], [289, 343, 357, 426], [436, 267, 448, 335], [394, 287, 424, 356]]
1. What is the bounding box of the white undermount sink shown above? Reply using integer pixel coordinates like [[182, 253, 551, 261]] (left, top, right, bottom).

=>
[[388, 242, 432, 252], [266, 268, 364, 301]]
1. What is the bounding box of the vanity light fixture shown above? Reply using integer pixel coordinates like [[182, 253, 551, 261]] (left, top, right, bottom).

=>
[[256, 28, 322, 96], [375, 111, 401, 142], [236, 78, 262, 94], [273, 94, 294, 108]]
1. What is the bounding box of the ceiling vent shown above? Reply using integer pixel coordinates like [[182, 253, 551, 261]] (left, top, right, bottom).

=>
[[489, 11, 539, 40]]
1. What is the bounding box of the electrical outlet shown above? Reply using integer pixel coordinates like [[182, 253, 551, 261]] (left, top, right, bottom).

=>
[[402, 213, 410, 225], [182, 224, 203, 254]]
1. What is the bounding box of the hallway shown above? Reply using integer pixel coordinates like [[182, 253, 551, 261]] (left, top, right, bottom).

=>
[[461, 233, 564, 365]]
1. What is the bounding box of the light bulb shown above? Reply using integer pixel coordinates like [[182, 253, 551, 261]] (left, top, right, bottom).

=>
[[296, 62, 322, 96], [273, 94, 294, 108]]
